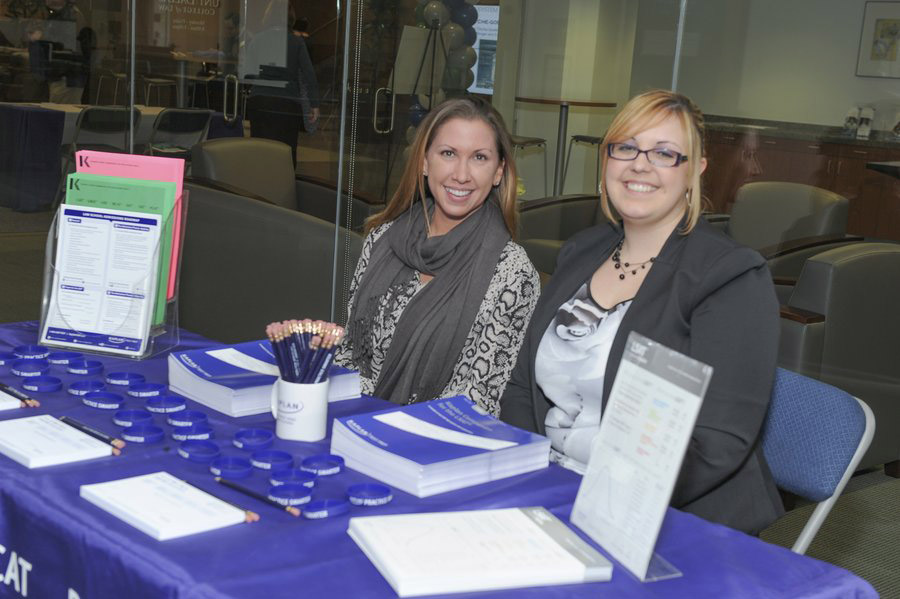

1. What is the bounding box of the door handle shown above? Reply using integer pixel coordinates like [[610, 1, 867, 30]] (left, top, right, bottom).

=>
[[373, 87, 396, 134]]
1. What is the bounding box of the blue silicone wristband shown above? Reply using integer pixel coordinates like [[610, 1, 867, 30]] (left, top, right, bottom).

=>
[[209, 456, 253, 479], [13, 344, 49, 360], [11, 359, 49, 377], [67, 360, 103, 376], [268, 483, 312, 506], [127, 382, 166, 398], [105, 372, 146, 387], [167, 410, 208, 427], [270, 468, 317, 488], [21, 375, 62, 393], [178, 440, 222, 463], [250, 449, 293, 471], [121, 424, 164, 443], [68, 380, 106, 396], [113, 409, 153, 428], [145, 395, 186, 413], [300, 454, 344, 476], [82, 391, 124, 410], [302, 499, 350, 520], [347, 483, 393, 507], [47, 351, 83, 365], [233, 428, 274, 451], [171, 423, 214, 441]]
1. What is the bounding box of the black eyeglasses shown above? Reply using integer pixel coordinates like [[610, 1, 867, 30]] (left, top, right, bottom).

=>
[[607, 143, 688, 168]]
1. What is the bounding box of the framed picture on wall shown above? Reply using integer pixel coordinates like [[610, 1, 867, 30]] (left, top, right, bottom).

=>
[[856, 1, 900, 78]]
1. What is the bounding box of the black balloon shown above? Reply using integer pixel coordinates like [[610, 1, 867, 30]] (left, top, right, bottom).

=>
[[451, 3, 478, 27], [409, 102, 428, 126], [463, 25, 477, 46]]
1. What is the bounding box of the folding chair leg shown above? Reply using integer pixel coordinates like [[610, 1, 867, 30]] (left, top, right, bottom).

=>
[[542, 143, 549, 197], [561, 138, 576, 196]]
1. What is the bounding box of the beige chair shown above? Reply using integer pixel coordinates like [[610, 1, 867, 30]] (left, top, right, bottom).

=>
[[190, 138, 383, 230], [779, 242, 900, 475], [517, 194, 601, 275], [191, 138, 298, 210], [179, 181, 362, 343]]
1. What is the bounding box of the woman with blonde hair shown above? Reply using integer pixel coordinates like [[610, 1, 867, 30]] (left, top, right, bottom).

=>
[[337, 97, 539, 415], [500, 90, 783, 534]]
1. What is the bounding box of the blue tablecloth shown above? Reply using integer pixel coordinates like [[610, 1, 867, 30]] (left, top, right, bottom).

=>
[[0, 321, 878, 599]]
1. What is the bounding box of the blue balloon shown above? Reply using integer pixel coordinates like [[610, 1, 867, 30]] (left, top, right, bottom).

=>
[[409, 102, 428, 126], [463, 25, 477, 46], [452, 3, 478, 27]]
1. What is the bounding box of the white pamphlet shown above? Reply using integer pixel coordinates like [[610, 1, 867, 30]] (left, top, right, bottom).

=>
[[570, 332, 711, 581], [80, 471, 247, 541], [0, 415, 112, 468], [348, 507, 611, 597], [0, 390, 22, 411], [40, 205, 161, 357]]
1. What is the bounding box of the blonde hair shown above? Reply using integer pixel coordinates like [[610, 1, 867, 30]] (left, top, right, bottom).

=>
[[366, 97, 519, 238], [600, 90, 706, 233]]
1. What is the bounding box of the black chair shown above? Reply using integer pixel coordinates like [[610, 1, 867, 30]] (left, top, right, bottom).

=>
[[562, 134, 603, 195], [53, 106, 141, 207], [136, 108, 212, 160], [245, 94, 302, 169]]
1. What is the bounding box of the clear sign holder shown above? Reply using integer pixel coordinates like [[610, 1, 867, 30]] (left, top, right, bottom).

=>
[[37, 191, 188, 360]]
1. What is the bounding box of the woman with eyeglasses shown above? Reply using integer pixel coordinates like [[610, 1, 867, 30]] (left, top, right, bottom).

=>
[[499, 90, 782, 534]]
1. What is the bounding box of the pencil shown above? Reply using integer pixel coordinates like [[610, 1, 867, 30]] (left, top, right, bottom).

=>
[[0, 381, 40, 408], [58, 416, 124, 455], [179, 478, 260, 523], [214, 477, 301, 517]]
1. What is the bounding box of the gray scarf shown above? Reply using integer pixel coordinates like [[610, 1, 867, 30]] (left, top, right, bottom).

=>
[[348, 196, 510, 404]]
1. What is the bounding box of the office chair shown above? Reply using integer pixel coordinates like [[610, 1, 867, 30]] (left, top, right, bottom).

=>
[[761, 368, 875, 555], [53, 106, 141, 207], [137, 108, 212, 160]]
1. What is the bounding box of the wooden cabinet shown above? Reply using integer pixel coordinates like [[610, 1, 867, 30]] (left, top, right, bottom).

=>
[[704, 127, 900, 240]]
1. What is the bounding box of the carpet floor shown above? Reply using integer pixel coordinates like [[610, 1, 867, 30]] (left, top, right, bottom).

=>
[[761, 474, 900, 598]]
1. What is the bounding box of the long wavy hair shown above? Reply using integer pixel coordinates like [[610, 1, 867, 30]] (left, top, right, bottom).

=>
[[599, 90, 706, 233], [366, 97, 519, 237]]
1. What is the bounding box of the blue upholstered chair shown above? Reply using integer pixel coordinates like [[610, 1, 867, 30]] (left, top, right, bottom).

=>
[[761, 368, 875, 554]]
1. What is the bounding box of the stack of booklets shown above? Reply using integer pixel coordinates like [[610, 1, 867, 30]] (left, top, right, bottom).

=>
[[348, 506, 612, 597], [168, 340, 361, 417], [80, 471, 247, 540], [330, 395, 550, 497], [0, 415, 113, 468]]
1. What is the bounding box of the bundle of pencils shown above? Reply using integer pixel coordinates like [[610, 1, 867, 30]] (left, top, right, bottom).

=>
[[266, 319, 345, 384]]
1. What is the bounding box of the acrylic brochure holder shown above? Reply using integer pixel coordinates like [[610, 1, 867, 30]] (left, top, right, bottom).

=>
[[37, 191, 188, 360]]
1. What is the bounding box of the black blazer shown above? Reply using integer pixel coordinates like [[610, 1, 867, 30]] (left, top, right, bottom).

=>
[[500, 218, 784, 534]]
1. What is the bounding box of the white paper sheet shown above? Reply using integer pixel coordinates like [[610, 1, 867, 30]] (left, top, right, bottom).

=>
[[571, 332, 710, 580], [80, 471, 246, 540], [40, 206, 161, 357], [0, 415, 112, 468]]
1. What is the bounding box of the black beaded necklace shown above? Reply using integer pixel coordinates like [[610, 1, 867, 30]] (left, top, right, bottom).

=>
[[612, 239, 656, 280]]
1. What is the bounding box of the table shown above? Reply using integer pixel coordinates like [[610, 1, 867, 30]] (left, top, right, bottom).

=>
[[0, 321, 877, 598], [515, 97, 616, 196], [866, 161, 900, 180], [0, 103, 243, 212]]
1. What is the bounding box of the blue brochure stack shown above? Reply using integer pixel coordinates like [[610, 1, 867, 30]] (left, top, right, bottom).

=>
[[168, 340, 360, 417], [330, 396, 551, 497]]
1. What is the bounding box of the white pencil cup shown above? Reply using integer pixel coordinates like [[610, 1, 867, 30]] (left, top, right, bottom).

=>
[[270, 378, 330, 442]]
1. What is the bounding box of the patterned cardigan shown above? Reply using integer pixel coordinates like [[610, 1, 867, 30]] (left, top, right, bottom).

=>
[[335, 222, 540, 415]]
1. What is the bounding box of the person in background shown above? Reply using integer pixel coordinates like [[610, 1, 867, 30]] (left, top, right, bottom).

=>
[[336, 97, 540, 416], [500, 90, 783, 535]]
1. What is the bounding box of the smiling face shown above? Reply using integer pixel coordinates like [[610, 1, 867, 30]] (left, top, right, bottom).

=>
[[604, 114, 706, 231], [423, 117, 505, 236]]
